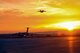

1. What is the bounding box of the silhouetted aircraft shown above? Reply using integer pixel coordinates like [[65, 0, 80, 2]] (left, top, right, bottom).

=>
[[38, 10, 46, 13]]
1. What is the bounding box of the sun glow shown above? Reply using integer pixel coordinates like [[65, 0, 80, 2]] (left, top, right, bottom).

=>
[[44, 21, 80, 31], [54, 22, 77, 30]]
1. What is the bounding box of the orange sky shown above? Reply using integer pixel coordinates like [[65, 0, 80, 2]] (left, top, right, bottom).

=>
[[0, 0, 80, 33]]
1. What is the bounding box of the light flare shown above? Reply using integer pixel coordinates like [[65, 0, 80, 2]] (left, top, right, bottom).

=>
[[44, 21, 80, 31]]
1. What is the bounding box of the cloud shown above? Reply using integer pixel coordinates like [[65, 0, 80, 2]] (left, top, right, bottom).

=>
[[46, 0, 80, 8], [0, 0, 25, 4], [0, 9, 23, 19]]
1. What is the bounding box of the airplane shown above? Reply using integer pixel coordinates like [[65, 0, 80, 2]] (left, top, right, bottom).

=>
[[38, 10, 46, 13]]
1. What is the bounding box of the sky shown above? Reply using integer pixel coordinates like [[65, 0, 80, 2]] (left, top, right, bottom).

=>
[[0, 0, 80, 33]]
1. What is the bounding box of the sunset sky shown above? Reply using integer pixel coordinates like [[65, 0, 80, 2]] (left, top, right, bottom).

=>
[[0, 0, 80, 33]]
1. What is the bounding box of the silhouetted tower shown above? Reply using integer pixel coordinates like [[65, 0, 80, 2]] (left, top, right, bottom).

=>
[[26, 27, 29, 36]]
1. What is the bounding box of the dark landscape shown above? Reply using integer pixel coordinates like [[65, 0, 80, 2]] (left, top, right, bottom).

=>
[[0, 30, 80, 53]]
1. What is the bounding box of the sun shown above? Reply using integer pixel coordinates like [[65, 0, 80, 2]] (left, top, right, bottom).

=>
[[54, 22, 76, 30], [44, 21, 80, 31]]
